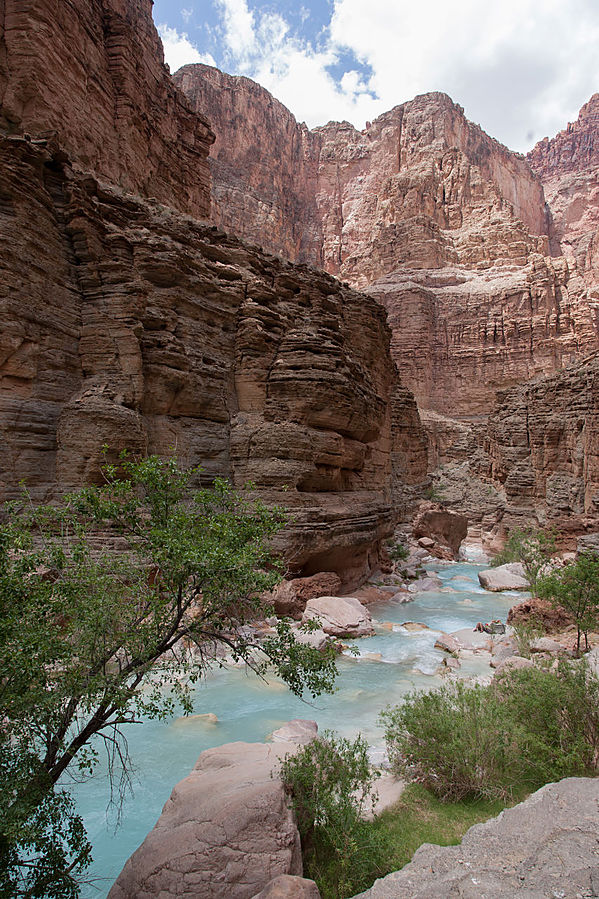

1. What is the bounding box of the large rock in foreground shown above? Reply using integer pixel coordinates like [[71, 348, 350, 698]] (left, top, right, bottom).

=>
[[108, 741, 302, 899], [352, 778, 599, 898], [302, 596, 374, 637]]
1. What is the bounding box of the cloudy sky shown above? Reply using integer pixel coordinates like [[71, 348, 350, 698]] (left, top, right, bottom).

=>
[[153, 0, 599, 153]]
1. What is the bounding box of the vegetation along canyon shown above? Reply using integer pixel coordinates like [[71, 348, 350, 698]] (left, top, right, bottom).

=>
[[2, 0, 599, 896]]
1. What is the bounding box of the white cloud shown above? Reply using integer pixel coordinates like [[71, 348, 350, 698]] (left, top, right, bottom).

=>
[[158, 24, 216, 72], [328, 0, 599, 150], [181, 7, 193, 24], [160, 0, 599, 151]]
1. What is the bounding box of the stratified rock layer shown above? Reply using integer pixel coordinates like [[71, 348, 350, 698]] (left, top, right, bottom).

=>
[[352, 778, 599, 898], [0, 132, 424, 584], [177, 67, 599, 419], [484, 354, 599, 535], [0, 0, 214, 218]]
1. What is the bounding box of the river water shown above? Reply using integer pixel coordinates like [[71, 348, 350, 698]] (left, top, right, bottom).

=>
[[72, 559, 526, 897]]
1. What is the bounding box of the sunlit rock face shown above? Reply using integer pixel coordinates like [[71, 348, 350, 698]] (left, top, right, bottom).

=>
[[528, 94, 599, 293], [177, 67, 599, 421]]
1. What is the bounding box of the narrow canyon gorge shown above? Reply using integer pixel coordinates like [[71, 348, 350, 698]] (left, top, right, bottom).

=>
[[2, 0, 599, 896]]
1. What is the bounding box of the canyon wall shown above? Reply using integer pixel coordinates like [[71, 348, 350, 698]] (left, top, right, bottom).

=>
[[484, 354, 599, 539], [0, 0, 214, 218], [178, 67, 599, 420], [0, 0, 430, 585]]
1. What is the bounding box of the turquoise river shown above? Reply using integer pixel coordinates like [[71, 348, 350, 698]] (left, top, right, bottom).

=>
[[71, 558, 527, 897]]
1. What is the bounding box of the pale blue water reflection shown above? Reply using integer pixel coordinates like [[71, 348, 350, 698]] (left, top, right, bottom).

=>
[[72, 560, 526, 896]]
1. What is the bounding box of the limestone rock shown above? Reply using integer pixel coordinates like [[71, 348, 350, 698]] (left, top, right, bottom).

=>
[[478, 563, 529, 592], [494, 655, 535, 675], [529, 636, 566, 654], [302, 596, 374, 638], [251, 876, 321, 899], [412, 502, 468, 560], [508, 597, 574, 630], [351, 777, 599, 898], [109, 741, 302, 899], [271, 720, 318, 745], [269, 573, 343, 620]]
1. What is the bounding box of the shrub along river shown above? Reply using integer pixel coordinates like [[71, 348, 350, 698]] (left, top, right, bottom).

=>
[[71, 557, 527, 897]]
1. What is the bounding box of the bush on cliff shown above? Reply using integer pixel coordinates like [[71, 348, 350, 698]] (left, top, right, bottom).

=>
[[490, 527, 556, 594], [0, 454, 338, 897], [382, 661, 599, 802]]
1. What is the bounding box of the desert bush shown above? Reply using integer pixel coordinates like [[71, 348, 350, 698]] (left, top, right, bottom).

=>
[[280, 732, 386, 899], [537, 551, 599, 653], [382, 661, 599, 802]]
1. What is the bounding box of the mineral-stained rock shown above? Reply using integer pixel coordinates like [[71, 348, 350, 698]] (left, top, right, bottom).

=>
[[108, 740, 302, 899], [302, 596, 374, 637], [351, 777, 599, 898], [0, 0, 214, 218], [433, 633, 460, 654], [269, 573, 343, 619], [507, 597, 574, 630], [478, 563, 529, 592], [412, 501, 468, 559]]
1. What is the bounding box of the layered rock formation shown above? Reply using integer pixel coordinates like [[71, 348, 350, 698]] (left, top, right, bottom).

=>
[[0, 0, 432, 586], [484, 354, 599, 537], [177, 67, 599, 420], [0, 0, 214, 218], [1, 133, 419, 583]]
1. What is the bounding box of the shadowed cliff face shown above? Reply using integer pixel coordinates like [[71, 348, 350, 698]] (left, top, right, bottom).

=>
[[176, 66, 599, 420], [0, 0, 214, 218]]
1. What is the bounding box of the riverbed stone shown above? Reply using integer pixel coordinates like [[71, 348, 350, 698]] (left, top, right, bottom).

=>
[[108, 741, 302, 898], [434, 633, 460, 654], [251, 876, 321, 899], [302, 596, 374, 637], [529, 636, 566, 654], [269, 573, 343, 619], [351, 778, 599, 898], [271, 720, 318, 745], [478, 562, 529, 591]]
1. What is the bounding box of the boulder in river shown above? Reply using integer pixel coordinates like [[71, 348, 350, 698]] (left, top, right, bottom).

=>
[[108, 739, 303, 899], [478, 562, 529, 592], [302, 596, 374, 637]]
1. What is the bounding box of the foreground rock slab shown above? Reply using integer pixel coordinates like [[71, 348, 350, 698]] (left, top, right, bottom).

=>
[[252, 875, 321, 899], [302, 596, 375, 637], [478, 562, 529, 592], [109, 741, 303, 898], [352, 777, 599, 898]]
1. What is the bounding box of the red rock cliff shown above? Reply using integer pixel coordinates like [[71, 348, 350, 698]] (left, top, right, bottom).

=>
[[0, 0, 428, 585], [0, 0, 214, 218], [178, 67, 599, 419]]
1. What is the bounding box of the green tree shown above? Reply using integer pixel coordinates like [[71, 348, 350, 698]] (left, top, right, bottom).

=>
[[0, 455, 337, 896], [491, 526, 557, 594], [537, 551, 599, 654]]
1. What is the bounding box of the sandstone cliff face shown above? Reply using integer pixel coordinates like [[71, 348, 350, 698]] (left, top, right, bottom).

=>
[[0, 132, 423, 584], [484, 355, 599, 536], [528, 95, 599, 292], [175, 64, 323, 265], [0, 0, 214, 218], [178, 67, 599, 419]]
